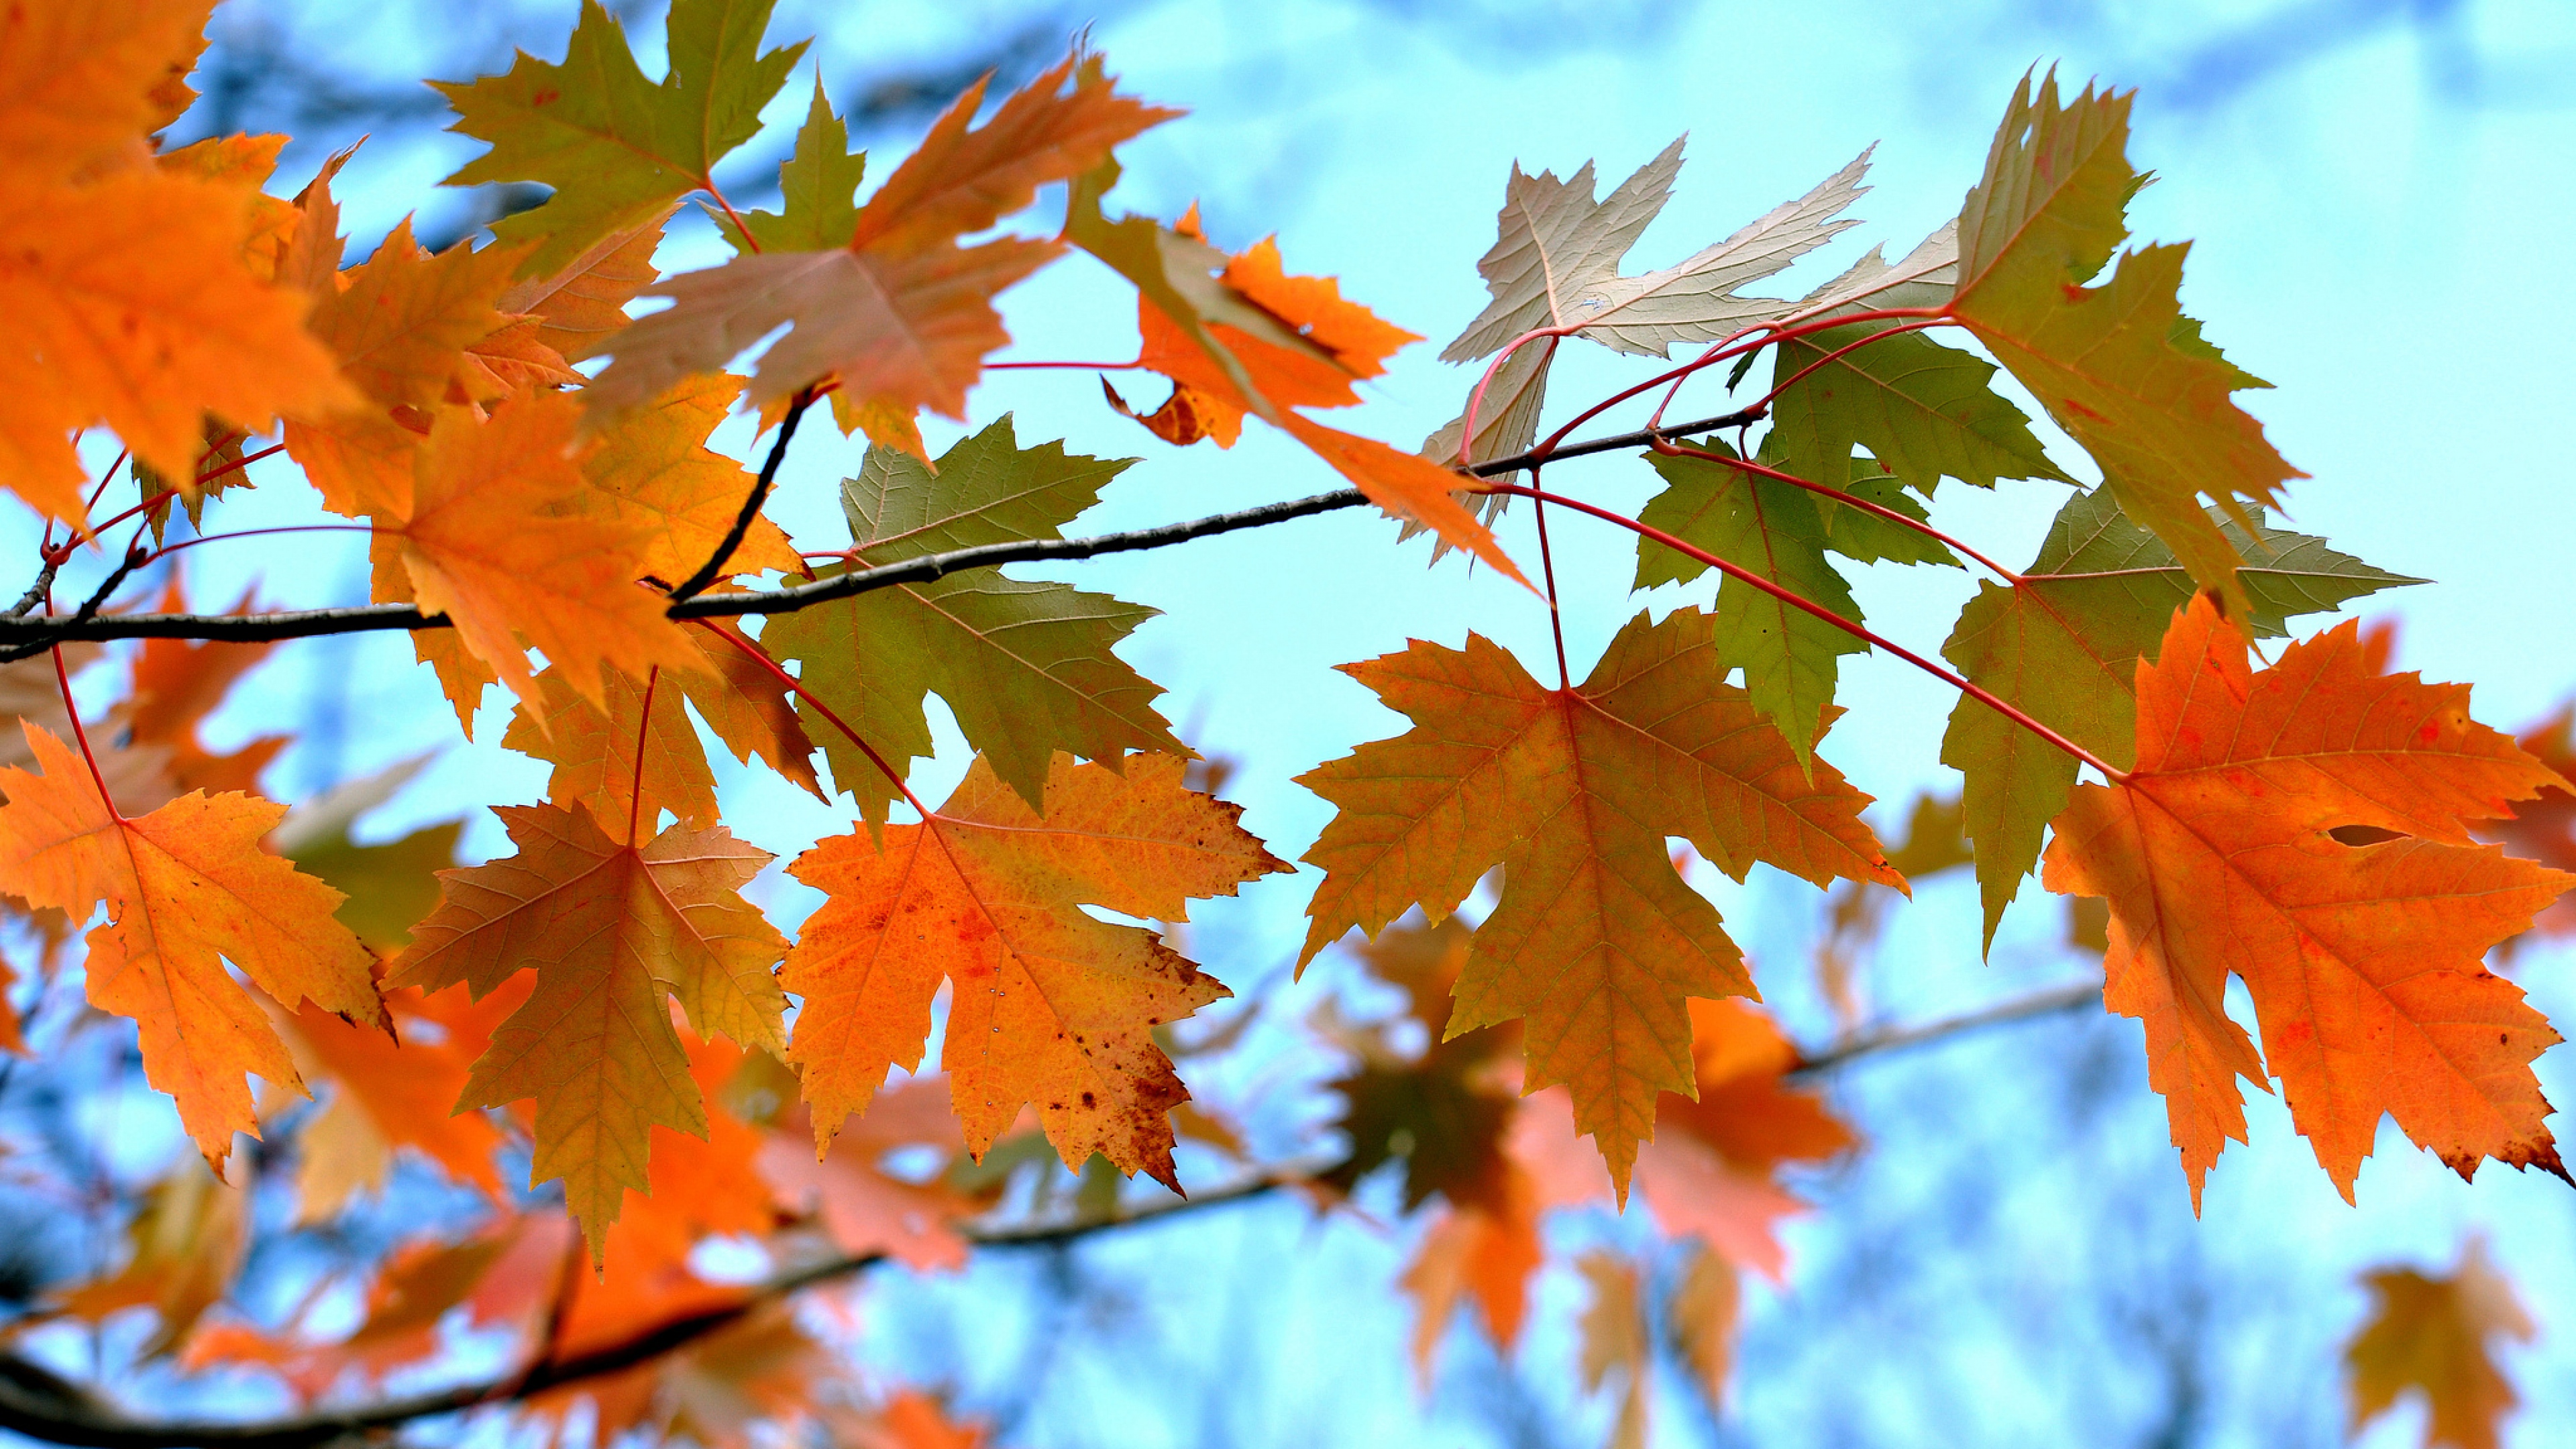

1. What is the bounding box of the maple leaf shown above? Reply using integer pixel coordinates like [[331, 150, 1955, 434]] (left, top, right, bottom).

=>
[[278, 984, 512, 1220], [435, 0, 807, 278], [783, 752, 1285, 1188], [284, 220, 534, 517], [1429, 138, 1868, 476], [0, 0, 212, 181], [497, 206, 676, 363], [755, 1078, 978, 1273], [1081, 203, 1523, 582], [2041, 594, 2575, 1204], [1298, 609, 1898, 1190], [388, 803, 788, 1257], [2345, 1240, 2534, 1449], [1318, 916, 1520, 1211], [1943, 488, 2418, 944], [59, 1160, 248, 1356], [1397, 1163, 1542, 1387], [383, 392, 701, 717], [1633, 439, 1888, 770], [1764, 319, 2065, 494], [0, 724, 382, 1165], [1633, 999, 1855, 1281], [763, 419, 1184, 822], [504, 665, 720, 842], [1947, 72, 2303, 612], [602, 1034, 778, 1274], [2482, 704, 2576, 951], [1, 164, 356, 521], [123, 585, 288, 797], [582, 373, 800, 585], [191, 1214, 557, 1393], [1574, 1250, 1652, 1449], [289, 816, 467, 953], [737, 80, 869, 253], [585, 52, 1174, 443], [1114, 223, 1418, 447], [843, 1393, 992, 1449], [1670, 1247, 1743, 1409], [0, 647, 180, 818]]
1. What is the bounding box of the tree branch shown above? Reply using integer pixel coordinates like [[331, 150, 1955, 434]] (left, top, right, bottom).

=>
[[0, 1161, 1318, 1449], [0, 975, 2104, 1448], [668, 388, 814, 602], [1787, 979, 2104, 1077], [0, 409, 1768, 658]]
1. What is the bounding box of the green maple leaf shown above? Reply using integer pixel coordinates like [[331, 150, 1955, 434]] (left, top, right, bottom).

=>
[[761, 417, 1184, 823], [1940, 487, 2421, 945], [734, 77, 867, 253], [1946, 71, 2302, 616], [435, 0, 807, 278], [1765, 321, 2067, 494], [1634, 441, 1912, 772], [1790, 462, 1962, 570]]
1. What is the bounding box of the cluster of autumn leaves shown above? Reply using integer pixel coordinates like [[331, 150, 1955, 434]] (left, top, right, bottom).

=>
[[0, 0, 2571, 1441]]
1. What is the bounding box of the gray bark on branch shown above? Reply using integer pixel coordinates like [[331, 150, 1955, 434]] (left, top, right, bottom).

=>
[[0, 408, 1766, 660]]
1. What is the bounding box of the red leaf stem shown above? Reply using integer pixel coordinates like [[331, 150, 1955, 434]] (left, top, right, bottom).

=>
[[1481, 482, 2128, 783], [1650, 436, 2026, 585], [683, 617, 935, 818]]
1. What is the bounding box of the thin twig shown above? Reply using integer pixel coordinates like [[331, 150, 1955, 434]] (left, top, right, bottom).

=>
[[69, 538, 151, 626], [0, 411, 1766, 657], [669, 388, 815, 602], [0, 1163, 1316, 1449], [1788, 980, 2104, 1076], [5, 555, 64, 620]]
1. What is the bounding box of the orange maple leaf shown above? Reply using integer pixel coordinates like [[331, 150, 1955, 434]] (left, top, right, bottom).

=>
[[582, 374, 801, 585], [278, 981, 518, 1220], [383, 392, 700, 717], [285, 220, 539, 517], [587, 53, 1173, 451], [1298, 610, 1898, 1191], [1397, 1161, 1542, 1386], [0, 724, 382, 1165], [388, 803, 788, 1258], [2043, 594, 2575, 1205], [783, 751, 1286, 1189], [1108, 229, 1524, 585], [1, 167, 355, 522], [2345, 1239, 2534, 1449], [602, 1032, 779, 1275], [1633, 1000, 1855, 1281], [124, 582, 287, 797], [756, 1081, 979, 1274], [0, 3, 354, 520], [502, 665, 720, 843], [0, 0, 211, 179]]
